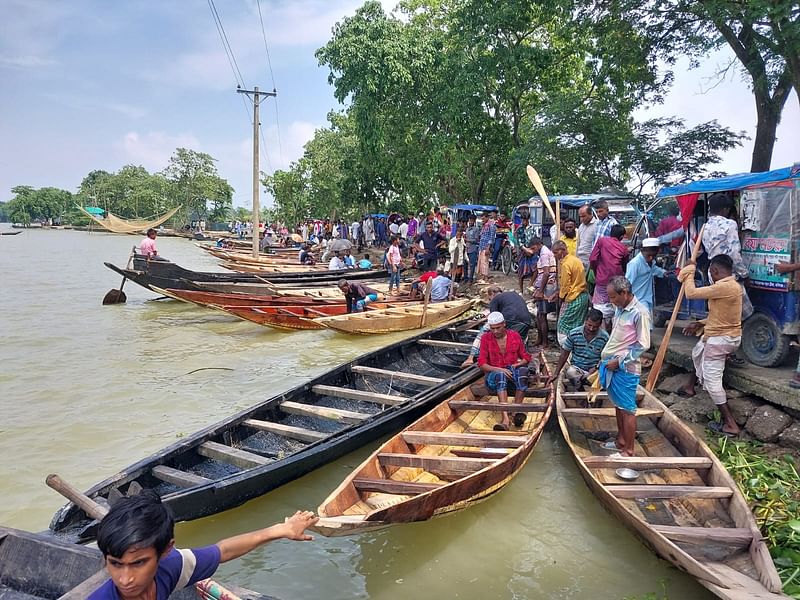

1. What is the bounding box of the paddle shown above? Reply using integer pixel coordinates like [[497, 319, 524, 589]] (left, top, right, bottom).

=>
[[526, 165, 556, 223], [420, 281, 432, 327], [645, 225, 705, 392], [103, 248, 135, 305]]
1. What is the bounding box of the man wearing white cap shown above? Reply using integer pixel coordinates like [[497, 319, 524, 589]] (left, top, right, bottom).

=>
[[477, 311, 533, 431], [625, 238, 666, 323]]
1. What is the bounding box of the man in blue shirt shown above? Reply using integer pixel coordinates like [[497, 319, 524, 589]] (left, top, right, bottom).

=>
[[429, 269, 456, 302], [547, 308, 609, 390], [414, 221, 446, 271], [625, 237, 666, 323]]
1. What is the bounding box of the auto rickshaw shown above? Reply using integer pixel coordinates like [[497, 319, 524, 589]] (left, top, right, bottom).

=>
[[633, 163, 800, 367]]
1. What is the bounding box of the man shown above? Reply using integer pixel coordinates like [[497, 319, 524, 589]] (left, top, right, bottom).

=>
[[414, 220, 446, 272], [447, 227, 466, 281], [139, 228, 166, 260], [386, 235, 402, 295], [389, 219, 400, 237], [678, 255, 743, 435], [88, 491, 316, 600], [358, 253, 373, 269], [462, 286, 532, 367], [399, 219, 409, 239], [463, 214, 481, 283], [654, 204, 682, 249], [547, 309, 609, 390], [600, 276, 651, 457], [478, 311, 533, 431], [409, 269, 438, 300], [576, 204, 597, 271], [363, 215, 375, 247], [625, 238, 666, 322], [529, 237, 557, 349], [548, 211, 569, 246], [477, 210, 497, 280], [516, 212, 538, 294], [342, 249, 356, 268], [492, 212, 511, 268], [590, 224, 629, 329], [553, 240, 589, 347], [591, 200, 619, 249], [350, 220, 361, 244], [429, 268, 456, 302], [703, 192, 753, 322], [560, 218, 578, 256], [339, 279, 381, 312], [299, 244, 315, 265], [407, 213, 420, 240], [328, 251, 345, 271]]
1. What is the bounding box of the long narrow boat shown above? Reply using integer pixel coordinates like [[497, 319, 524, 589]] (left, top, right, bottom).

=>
[[48, 321, 481, 542], [204, 247, 313, 264], [219, 301, 415, 330], [151, 287, 349, 308], [313, 354, 553, 536], [313, 299, 475, 334], [0, 526, 270, 599], [556, 380, 787, 599], [190, 281, 397, 298], [219, 261, 329, 273]]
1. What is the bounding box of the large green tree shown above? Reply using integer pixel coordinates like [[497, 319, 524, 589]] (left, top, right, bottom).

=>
[[160, 148, 234, 222], [5, 185, 73, 225]]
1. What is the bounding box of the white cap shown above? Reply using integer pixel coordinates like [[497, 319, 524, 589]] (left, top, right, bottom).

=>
[[642, 238, 660, 248], [487, 311, 505, 325]]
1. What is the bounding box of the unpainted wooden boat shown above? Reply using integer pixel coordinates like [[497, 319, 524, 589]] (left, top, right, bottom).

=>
[[556, 380, 788, 599], [314, 354, 553, 536], [150, 287, 348, 308], [220, 301, 415, 330], [204, 247, 308, 264], [219, 261, 329, 273], [48, 321, 481, 542], [313, 299, 476, 334], [0, 526, 269, 599], [191, 281, 399, 298]]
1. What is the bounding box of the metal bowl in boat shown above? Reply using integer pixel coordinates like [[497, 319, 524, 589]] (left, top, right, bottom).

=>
[[615, 467, 640, 481]]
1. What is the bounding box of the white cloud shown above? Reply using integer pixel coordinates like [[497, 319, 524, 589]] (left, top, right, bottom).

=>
[[117, 131, 201, 172], [0, 55, 55, 69], [262, 119, 318, 171]]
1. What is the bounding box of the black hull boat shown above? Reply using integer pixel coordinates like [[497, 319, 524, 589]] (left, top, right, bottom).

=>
[[48, 320, 480, 542]]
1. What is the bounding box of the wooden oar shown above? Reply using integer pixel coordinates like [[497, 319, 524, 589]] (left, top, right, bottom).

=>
[[46, 473, 108, 520], [420, 281, 432, 327], [645, 225, 705, 392], [526, 165, 556, 222], [103, 248, 135, 305]]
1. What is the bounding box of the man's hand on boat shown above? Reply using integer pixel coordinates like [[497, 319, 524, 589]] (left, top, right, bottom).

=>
[[217, 510, 319, 562]]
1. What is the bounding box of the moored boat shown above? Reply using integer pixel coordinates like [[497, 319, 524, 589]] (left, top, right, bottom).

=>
[[313, 299, 476, 334], [220, 300, 414, 330], [555, 379, 787, 599], [313, 353, 553, 536], [48, 321, 481, 542], [190, 281, 398, 297], [0, 526, 270, 599], [219, 261, 329, 273], [150, 287, 348, 308]]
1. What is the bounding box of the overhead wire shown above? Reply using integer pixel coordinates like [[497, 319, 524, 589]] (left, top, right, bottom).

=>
[[255, 0, 285, 169]]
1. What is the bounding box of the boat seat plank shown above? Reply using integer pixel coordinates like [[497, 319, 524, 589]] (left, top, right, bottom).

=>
[[151, 465, 212, 488], [607, 485, 733, 499], [198, 441, 271, 469], [449, 401, 548, 413], [583, 456, 712, 470], [652, 525, 754, 546], [243, 419, 327, 443], [561, 391, 644, 401], [561, 408, 663, 417], [417, 340, 473, 349], [353, 477, 443, 495], [311, 384, 408, 406], [350, 365, 445, 385], [402, 431, 527, 448], [279, 401, 369, 424], [377, 453, 495, 479]]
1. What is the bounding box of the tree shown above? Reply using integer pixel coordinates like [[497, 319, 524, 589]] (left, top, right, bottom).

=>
[[262, 163, 311, 226], [161, 148, 233, 222], [5, 185, 73, 225]]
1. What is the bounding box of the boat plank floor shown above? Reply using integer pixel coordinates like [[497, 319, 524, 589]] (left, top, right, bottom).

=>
[[311, 384, 408, 406]]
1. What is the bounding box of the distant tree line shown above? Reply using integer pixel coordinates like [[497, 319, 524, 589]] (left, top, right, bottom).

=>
[[266, 0, 797, 223], [4, 148, 234, 226]]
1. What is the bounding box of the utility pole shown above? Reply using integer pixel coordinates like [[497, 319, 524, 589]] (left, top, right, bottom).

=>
[[237, 86, 276, 258]]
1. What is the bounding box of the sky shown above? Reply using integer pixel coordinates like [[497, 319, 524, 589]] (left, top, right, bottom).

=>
[[0, 0, 797, 209]]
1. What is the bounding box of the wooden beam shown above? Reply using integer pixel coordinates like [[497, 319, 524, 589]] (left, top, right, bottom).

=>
[[402, 431, 527, 448], [606, 485, 732, 499], [280, 401, 369, 424], [243, 419, 327, 443], [350, 365, 445, 385], [353, 477, 443, 495], [449, 401, 548, 413], [652, 525, 754, 547], [151, 465, 212, 488], [561, 408, 663, 418], [418, 339, 473, 349], [583, 456, 712, 470], [377, 453, 495, 479], [561, 391, 644, 401], [198, 441, 271, 469], [311, 384, 407, 406]]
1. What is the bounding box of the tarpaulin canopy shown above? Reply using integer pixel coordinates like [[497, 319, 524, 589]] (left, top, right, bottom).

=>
[[524, 193, 635, 208], [657, 164, 800, 198], [449, 204, 499, 212], [82, 206, 105, 215]]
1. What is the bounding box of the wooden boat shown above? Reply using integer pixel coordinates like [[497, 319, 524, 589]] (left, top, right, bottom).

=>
[[556, 380, 787, 599], [220, 301, 414, 330], [0, 526, 270, 599], [48, 321, 481, 542], [0, 230, 22, 235], [190, 281, 398, 298], [219, 261, 329, 274], [204, 247, 308, 264], [150, 287, 348, 308], [314, 353, 553, 536], [313, 299, 476, 334]]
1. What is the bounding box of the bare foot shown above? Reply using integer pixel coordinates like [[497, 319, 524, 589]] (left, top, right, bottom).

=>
[[461, 356, 475, 369], [678, 385, 696, 398]]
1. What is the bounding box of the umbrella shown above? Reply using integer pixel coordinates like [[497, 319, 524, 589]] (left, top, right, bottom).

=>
[[328, 238, 352, 252], [290, 233, 304, 243]]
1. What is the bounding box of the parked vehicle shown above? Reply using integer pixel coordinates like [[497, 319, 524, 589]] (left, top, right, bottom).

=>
[[445, 204, 499, 237], [635, 163, 800, 367]]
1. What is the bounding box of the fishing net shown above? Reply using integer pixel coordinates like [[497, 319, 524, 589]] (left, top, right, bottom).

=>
[[78, 205, 182, 234]]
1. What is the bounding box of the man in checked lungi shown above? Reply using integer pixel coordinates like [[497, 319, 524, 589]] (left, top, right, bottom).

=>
[[552, 240, 589, 347], [599, 276, 650, 457]]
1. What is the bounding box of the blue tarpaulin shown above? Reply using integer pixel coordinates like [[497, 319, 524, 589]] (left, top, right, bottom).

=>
[[657, 164, 800, 198], [449, 204, 499, 212], [525, 193, 633, 208], [83, 206, 105, 215]]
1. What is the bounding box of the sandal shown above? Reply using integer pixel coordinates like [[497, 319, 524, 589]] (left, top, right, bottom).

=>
[[493, 423, 509, 431], [602, 440, 620, 451], [726, 356, 747, 368], [513, 412, 527, 427], [707, 421, 738, 437]]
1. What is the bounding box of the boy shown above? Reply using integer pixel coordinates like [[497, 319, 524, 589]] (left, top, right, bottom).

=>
[[358, 253, 373, 269], [89, 491, 317, 599]]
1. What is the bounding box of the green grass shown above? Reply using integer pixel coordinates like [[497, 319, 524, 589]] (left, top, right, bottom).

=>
[[712, 436, 800, 598]]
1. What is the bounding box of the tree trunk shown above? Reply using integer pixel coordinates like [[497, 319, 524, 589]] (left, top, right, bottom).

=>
[[751, 94, 780, 172]]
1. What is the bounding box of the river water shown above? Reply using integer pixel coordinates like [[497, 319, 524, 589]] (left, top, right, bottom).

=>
[[0, 228, 713, 599]]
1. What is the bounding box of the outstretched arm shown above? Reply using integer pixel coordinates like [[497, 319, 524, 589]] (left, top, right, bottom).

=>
[[217, 511, 318, 563]]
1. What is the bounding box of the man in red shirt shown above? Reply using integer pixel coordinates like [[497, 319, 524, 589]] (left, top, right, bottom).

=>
[[409, 270, 438, 300], [478, 311, 532, 431]]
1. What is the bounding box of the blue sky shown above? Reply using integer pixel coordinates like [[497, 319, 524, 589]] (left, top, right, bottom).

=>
[[1, 0, 797, 208]]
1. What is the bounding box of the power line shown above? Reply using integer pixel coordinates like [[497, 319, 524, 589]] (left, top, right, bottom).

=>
[[255, 0, 284, 168]]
